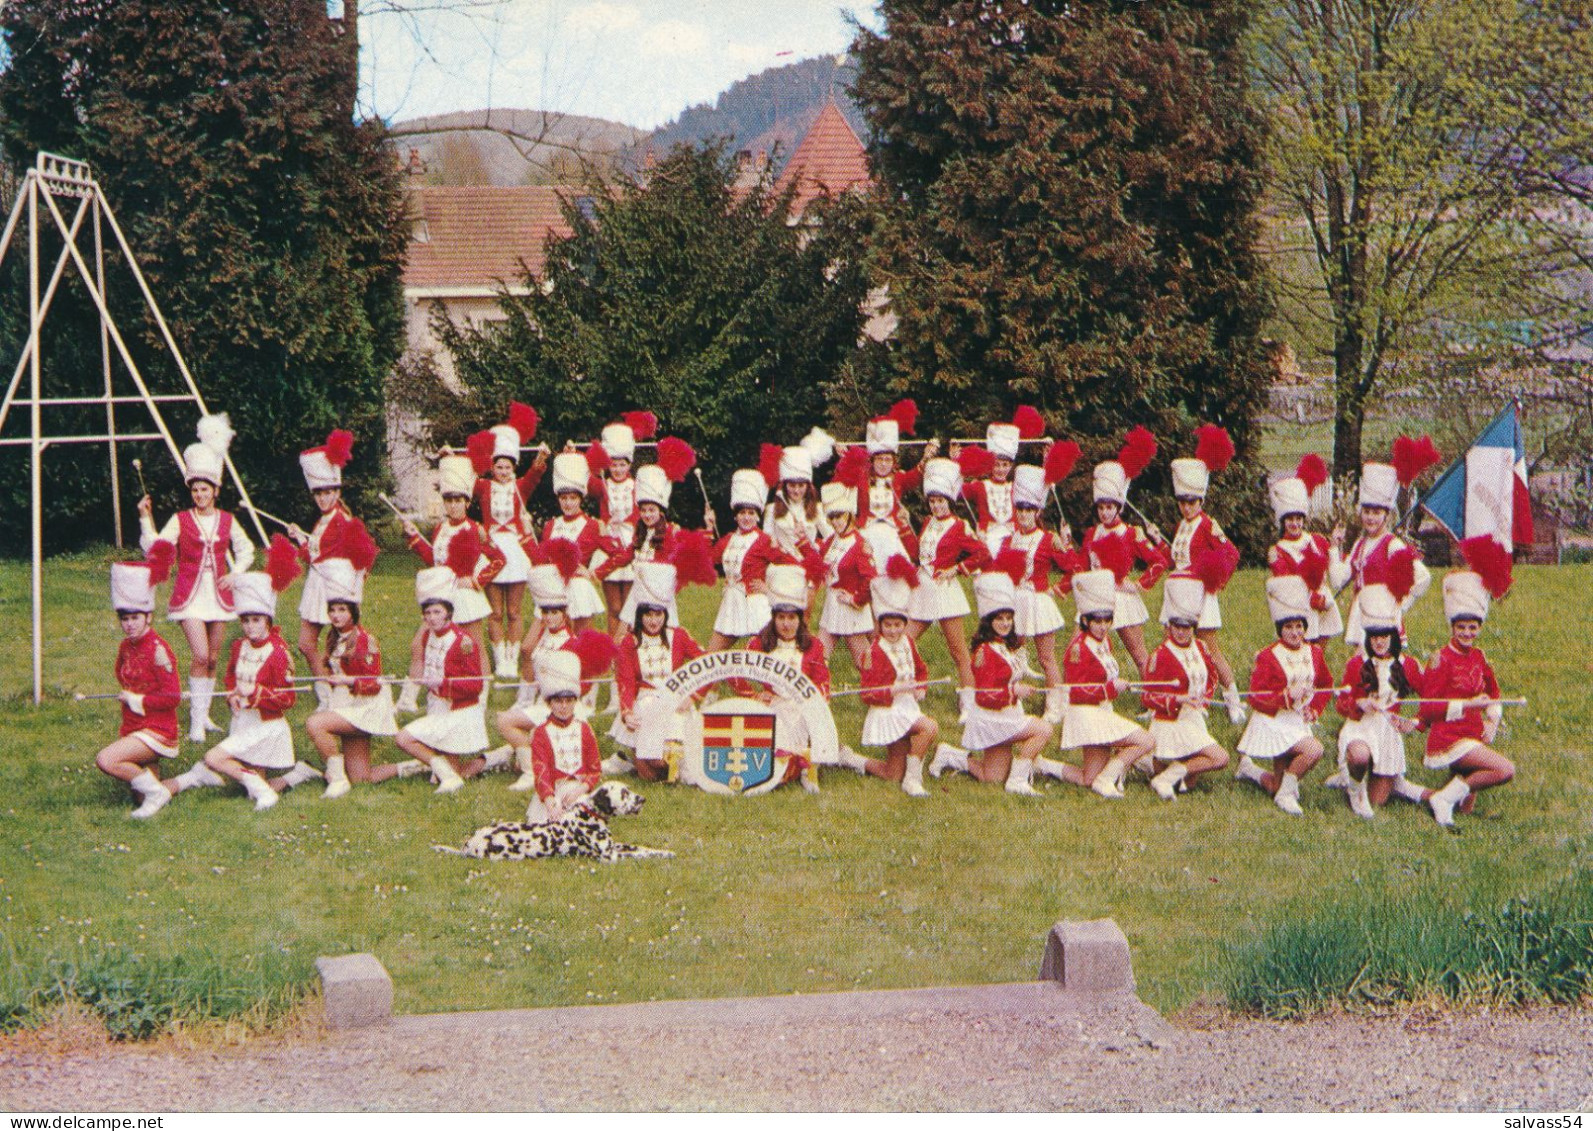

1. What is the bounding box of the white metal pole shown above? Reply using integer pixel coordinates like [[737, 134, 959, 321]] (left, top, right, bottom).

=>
[[94, 200, 123, 547], [0, 191, 91, 436], [28, 178, 43, 705]]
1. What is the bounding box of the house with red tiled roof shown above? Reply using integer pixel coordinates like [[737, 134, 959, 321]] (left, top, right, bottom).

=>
[[773, 100, 872, 215]]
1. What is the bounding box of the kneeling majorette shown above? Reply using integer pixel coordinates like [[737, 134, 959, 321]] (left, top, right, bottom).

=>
[[705, 468, 782, 650], [522, 649, 605, 823], [734, 562, 831, 793], [302, 559, 399, 799], [1167, 427, 1246, 723], [1334, 583, 1427, 819], [393, 566, 491, 794], [907, 456, 990, 719], [1267, 454, 1342, 646], [609, 560, 706, 782], [467, 403, 547, 678], [1140, 574, 1231, 800], [97, 561, 184, 819], [1082, 430, 1169, 680]]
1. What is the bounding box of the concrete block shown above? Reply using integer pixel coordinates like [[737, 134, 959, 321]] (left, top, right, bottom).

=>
[[1038, 919, 1135, 993], [316, 953, 392, 1029]]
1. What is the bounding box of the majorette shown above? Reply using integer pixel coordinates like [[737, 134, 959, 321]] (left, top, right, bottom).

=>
[[960, 405, 1046, 554], [1082, 428, 1170, 678], [305, 558, 398, 800], [393, 566, 490, 794], [762, 430, 837, 566], [1267, 453, 1343, 643], [466, 402, 547, 678], [540, 450, 609, 628], [98, 561, 184, 819], [1139, 574, 1231, 801], [1001, 453, 1085, 725], [596, 436, 698, 628], [907, 456, 990, 721], [706, 468, 783, 647], [1328, 437, 1436, 648]]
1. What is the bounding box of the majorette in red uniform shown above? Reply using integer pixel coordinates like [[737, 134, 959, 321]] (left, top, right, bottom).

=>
[[762, 433, 836, 567], [608, 562, 705, 780], [706, 469, 784, 645], [1140, 574, 1230, 800], [960, 419, 1023, 554], [466, 403, 547, 678], [405, 452, 505, 628], [847, 400, 933, 570], [1267, 455, 1343, 642], [597, 462, 689, 628], [907, 456, 989, 720], [541, 451, 609, 624], [1083, 431, 1170, 678], [586, 416, 651, 624], [394, 566, 489, 794], [99, 561, 184, 819], [1002, 460, 1086, 724], [1328, 449, 1433, 648], [1333, 583, 1427, 819], [814, 482, 877, 650], [307, 558, 398, 800]]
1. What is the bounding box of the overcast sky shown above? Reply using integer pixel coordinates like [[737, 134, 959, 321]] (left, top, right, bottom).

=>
[[360, 0, 881, 130]]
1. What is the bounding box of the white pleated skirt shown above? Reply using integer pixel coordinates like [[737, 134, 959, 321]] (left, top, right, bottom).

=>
[[1113, 589, 1149, 629], [298, 564, 332, 624], [1058, 703, 1140, 750], [449, 586, 492, 625], [1197, 593, 1222, 630], [329, 685, 398, 737], [1337, 713, 1408, 776], [168, 572, 235, 623], [563, 577, 605, 620], [1149, 711, 1215, 761], [218, 711, 294, 770], [1015, 587, 1066, 637], [907, 573, 971, 622], [128, 729, 180, 759], [489, 531, 532, 585], [1425, 737, 1482, 771], [819, 590, 874, 637], [607, 688, 685, 750], [1237, 708, 1312, 760], [1306, 592, 1344, 639], [961, 703, 1032, 751], [861, 694, 923, 747], [861, 523, 909, 571], [981, 525, 1013, 556], [402, 697, 488, 755], [714, 586, 772, 637]]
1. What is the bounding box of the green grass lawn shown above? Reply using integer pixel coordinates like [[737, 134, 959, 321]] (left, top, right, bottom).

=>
[[1, 550, 1589, 1024]]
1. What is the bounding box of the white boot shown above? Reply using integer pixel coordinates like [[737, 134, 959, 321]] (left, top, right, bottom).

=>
[[432, 757, 465, 795], [241, 773, 279, 812], [1348, 775, 1375, 820], [1042, 689, 1066, 726], [498, 642, 520, 680], [1235, 755, 1267, 787], [391, 758, 430, 779], [508, 747, 536, 792], [1224, 685, 1247, 725], [1391, 776, 1428, 804], [1004, 756, 1039, 797], [835, 744, 870, 775], [1132, 753, 1157, 777], [1033, 755, 1071, 783], [394, 680, 421, 713], [1429, 776, 1470, 827], [129, 770, 171, 819], [600, 754, 634, 776], [323, 755, 350, 799], [1090, 759, 1127, 799], [314, 680, 332, 712], [957, 688, 975, 725], [901, 756, 928, 797], [1273, 771, 1304, 816], [187, 676, 215, 742], [1322, 765, 1350, 790], [1150, 760, 1188, 800], [279, 761, 323, 790], [481, 745, 512, 773], [172, 760, 226, 792], [928, 742, 967, 779]]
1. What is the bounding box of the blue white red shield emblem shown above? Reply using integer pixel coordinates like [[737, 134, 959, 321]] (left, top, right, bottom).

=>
[[700, 711, 778, 793]]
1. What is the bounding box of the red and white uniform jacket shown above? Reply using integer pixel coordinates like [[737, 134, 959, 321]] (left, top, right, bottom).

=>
[[541, 512, 607, 567], [857, 468, 924, 529], [421, 624, 484, 708], [1002, 527, 1083, 593], [589, 473, 640, 541], [1336, 653, 1424, 721], [474, 467, 544, 542], [298, 505, 370, 567], [1141, 638, 1219, 721], [1246, 641, 1334, 718], [820, 529, 876, 608], [1169, 512, 1237, 588], [971, 641, 1025, 710], [859, 636, 928, 707], [1419, 643, 1501, 754], [530, 715, 601, 801], [224, 630, 297, 720], [115, 630, 182, 744], [407, 518, 505, 588], [325, 625, 384, 698], [1329, 531, 1431, 604], [713, 528, 781, 590], [615, 627, 704, 712], [909, 515, 990, 577], [763, 500, 831, 560], [1062, 631, 1123, 707], [141, 508, 255, 613], [962, 477, 1016, 537], [733, 636, 831, 699], [1082, 520, 1169, 591], [595, 520, 680, 580], [1269, 533, 1335, 610]]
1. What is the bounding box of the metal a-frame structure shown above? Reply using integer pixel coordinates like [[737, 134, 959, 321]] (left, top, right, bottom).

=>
[[0, 152, 268, 704]]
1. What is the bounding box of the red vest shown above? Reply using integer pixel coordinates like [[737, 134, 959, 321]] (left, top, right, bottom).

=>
[[170, 510, 235, 613]]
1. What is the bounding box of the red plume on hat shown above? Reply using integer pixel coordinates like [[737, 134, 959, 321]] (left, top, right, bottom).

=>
[[466, 430, 496, 474], [564, 629, 618, 680], [145, 540, 175, 585], [833, 446, 869, 488], [1092, 531, 1134, 583], [992, 547, 1028, 585], [1460, 535, 1514, 599], [584, 441, 610, 477], [445, 525, 482, 579], [1044, 439, 1081, 485], [1193, 424, 1235, 474], [885, 553, 920, 588], [1012, 405, 1045, 440], [1298, 545, 1328, 590], [655, 436, 696, 482], [957, 444, 995, 479], [507, 402, 538, 443], [799, 546, 826, 586], [668, 527, 718, 588], [622, 410, 657, 441], [884, 398, 919, 436], [1386, 545, 1419, 601], [1193, 542, 1239, 594], [1295, 453, 1329, 494], [347, 524, 380, 573], [758, 443, 784, 488], [1117, 426, 1158, 479], [545, 537, 581, 582], [1391, 434, 1441, 487], [324, 429, 354, 468], [266, 534, 303, 592]]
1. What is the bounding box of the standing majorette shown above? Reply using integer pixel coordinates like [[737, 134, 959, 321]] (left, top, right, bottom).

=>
[[704, 468, 782, 650], [1003, 452, 1085, 725], [500, 630, 615, 801], [1140, 574, 1231, 800], [586, 412, 655, 635], [1234, 576, 1335, 816], [1334, 583, 1427, 819], [467, 402, 548, 679], [1166, 426, 1246, 723], [541, 450, 608, 633], [906, 456, 990, 719], [762, 431, 837, 590], [302, 558, 400, 800], [1032, 569, 1155, 800], [522, 649, 604, 823], [960, 406, 1046, 554], [1082, 428, 1170, 679], [834, 557, 941, 798], [596, 436, 699, 629], [1419, 537, 1516, 828], [288, 428, 379, 710], [96, 562, 184, 819], [138, 413, 256, 743], [1328, 438, 1435, 650], [1267, 454, 1343, 645], [814, 480, 877, 677], [393, 566, 490, 794], [734, 562, 832, 793], [849, 399, 938, 569], [930, 562, 1053, 796], [609, 561, 706, 782]]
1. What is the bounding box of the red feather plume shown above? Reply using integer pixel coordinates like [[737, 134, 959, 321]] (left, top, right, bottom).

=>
[[266, 534, 302, 592], [584, 441, 610, 477], [1386, 546, 1418, 601], [885, 553, 920, 588], [1391, 434, 1442, 487], [1117, 426, 1158, 479], [145, 540, 175, 585], [1298, 546, 1328, 591], [347, 523, 380, 573], [758, 443, 784, 488], [622, 410, 657, 441], [885, 398, 919, 437], [324, 429, 354, 468], [1044, 440, 1081, 485], [800, 547, 826, 586], [563, 629, 618, 680], [655, 436, 696, 482], [1295, 453, 1330, 495], [507, 401, 538, 443], [445, 525, 482, 579], [668, 527, 718, 588], [545, 537, 581, 582], [466, 430, 496, 474], [1193, 424, 1235, 474], [957, 445, 996, 479], [1093, 531, 1135, 583], [992, 547, 1028, 585], [1460, 535, 1514, 599], [1012, 405, 1045, 440], [1193, 542, 1239, 593], [833, 446, 869, 488]]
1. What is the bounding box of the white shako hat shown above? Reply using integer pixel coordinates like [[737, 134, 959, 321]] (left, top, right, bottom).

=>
[[1269, 476, 1310, 525], [730, 469, 769, 512], [110, 562, 156, 614], [526, 563, 568, 611], [986, 422, 1021, 462], [1443, 570, 1490, 623], [865, 417, 899, 455], [1160, 573, 1206, 626], [921, 457, 962, 501], [1071, 569, 1117, 619], [534, 649, 582, 699], [415, 565, 457, 608], [182, 413, 233, 487], [1013, 464, 1047, 510], [1170, 457, 1210, 499], [635, 464, 672, 508], [232, 571, 278, 619], [869, 573, 911, 620], [820, 482, 856, 516], [1359, 462, 1399, 510], [974, 571, 1017, 619], [764, 563, 808, 614], [778, 445, 814, 483], [298, 434, 349, 491], [601, 422, 636, 462], [1359, 584, 1401, 633], [1265, 575, 1312, 625], [551, 452, 589, 496], [490, 424, 521, 464], [319, 558, 361, 606], [437, 453, 475, 498], [631, 561, 678, 617], [1092, 460, 1129, 505]]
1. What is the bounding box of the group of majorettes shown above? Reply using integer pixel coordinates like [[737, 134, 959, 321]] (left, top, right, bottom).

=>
[[97, 404, 1516, 828]]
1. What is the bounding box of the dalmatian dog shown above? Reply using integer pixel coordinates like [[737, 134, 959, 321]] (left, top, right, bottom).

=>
[[434, 782, 674, 862]]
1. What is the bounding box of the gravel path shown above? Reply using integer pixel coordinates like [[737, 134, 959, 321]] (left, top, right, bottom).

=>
[[4, 985, 1591, 1112]]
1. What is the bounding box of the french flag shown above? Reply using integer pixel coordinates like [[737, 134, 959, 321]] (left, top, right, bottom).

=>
[[1420, 401, 1534, 552]]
